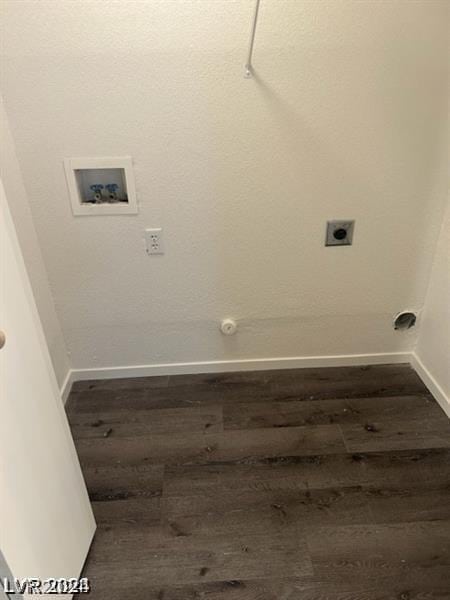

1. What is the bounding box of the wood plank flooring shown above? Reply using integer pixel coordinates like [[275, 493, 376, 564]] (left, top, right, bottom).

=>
[[67, 364, 450, 599]]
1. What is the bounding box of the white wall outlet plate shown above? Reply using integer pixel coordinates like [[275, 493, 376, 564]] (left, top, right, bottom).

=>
[[145, 228, 164, 255], [64, 156, 138, 216]]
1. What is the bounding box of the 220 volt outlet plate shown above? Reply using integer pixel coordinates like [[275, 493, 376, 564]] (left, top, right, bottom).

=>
[[325, 220, 355, 246]]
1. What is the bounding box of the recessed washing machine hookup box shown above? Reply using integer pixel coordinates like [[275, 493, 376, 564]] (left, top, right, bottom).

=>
[[64, 156, 138, 216]]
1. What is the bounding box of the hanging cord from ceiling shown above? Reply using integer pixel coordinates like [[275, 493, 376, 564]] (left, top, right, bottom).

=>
[[244, 0, 261, 78]]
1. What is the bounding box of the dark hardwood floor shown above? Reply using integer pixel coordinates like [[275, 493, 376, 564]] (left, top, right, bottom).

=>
[[67, 364, 450, 599]]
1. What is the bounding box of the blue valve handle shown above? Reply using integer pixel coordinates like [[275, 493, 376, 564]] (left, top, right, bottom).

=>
[[90, 184, 104, 192], [105, 184, 119, 192]]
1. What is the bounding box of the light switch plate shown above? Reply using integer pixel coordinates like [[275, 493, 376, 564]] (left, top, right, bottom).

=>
[[325, 220, 355, 246]]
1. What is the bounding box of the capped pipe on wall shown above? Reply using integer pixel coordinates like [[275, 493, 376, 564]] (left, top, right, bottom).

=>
[[244, 0, 261, 78]]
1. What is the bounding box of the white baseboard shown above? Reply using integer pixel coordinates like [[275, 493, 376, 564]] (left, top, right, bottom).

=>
[[61, 350, 450, 419], [61, 351, 410, 401], [410, 352, 450, 418], [60, 369, 75, 405], [61, 352, 450, 417]]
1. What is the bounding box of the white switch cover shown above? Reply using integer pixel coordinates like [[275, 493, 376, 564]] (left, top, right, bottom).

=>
[[145, 228, 164, 255]]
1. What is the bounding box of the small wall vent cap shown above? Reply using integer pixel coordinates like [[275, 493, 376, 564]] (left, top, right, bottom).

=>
[[220, 318, 237, 335], [393, 311, 417, 331]]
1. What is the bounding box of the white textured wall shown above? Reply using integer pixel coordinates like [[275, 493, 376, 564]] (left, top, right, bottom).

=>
[[416, 197, 450, 403], [0, 0, 448, 370], [0, 100, 70, 387]]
